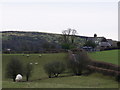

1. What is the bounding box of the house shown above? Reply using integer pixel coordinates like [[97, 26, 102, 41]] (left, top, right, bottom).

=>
[[99, 42, 111, 48], [107, 39, 118, 47], [98, 38, 112, 50], [80, 35, 116, 51]]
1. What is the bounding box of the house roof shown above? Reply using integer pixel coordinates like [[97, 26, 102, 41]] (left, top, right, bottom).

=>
[[99, 42, 111, 47]]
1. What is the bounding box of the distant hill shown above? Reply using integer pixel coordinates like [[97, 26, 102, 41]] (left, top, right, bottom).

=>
[[1, 31, 104, 53]]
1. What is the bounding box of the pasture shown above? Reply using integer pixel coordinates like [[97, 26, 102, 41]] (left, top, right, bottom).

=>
[[2, 50, 120, 88], [89, 50, 119, 65]]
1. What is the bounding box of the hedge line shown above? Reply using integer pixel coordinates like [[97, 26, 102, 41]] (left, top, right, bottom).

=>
[[68, 49, 120, 81], [90, 60, 120, 72], [87, 65, 120, 77]]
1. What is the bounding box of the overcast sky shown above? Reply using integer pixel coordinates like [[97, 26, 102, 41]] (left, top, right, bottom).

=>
[[0, 0, 119, 40]]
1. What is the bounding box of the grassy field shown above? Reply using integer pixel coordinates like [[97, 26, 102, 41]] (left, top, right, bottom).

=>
[[2, 50, 120, 88], [89, 50, 119, 65]]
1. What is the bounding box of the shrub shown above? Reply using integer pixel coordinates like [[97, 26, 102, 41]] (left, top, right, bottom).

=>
[[6, 57, 23, 82], [83, 40, 97, 48], [61, 43, 70, 50], [68, 49, 91, 75], [115, 74, 120, 82], [24, 63, 33, 81], [44, 61, 65, 78]]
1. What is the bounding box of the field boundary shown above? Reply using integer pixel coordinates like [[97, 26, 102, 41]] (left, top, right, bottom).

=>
[[68, 49, 120, 81]]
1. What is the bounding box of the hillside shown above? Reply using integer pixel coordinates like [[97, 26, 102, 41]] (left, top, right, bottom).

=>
[[2, 31, 62, 52], [2, 31, 103, 53], [1, 31, 84, 52]]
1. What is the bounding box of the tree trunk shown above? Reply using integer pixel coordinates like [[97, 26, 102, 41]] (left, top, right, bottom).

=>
[[26, 76, 29, 81], [76, 69, 82, 76], [13, 77, 16, 82]]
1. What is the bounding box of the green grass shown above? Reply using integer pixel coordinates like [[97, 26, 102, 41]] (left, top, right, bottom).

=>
[[2, 53, 68, 81], [2, 51, 120, 88], [2, 73, 119, 88], [89, 50, 119, 65]]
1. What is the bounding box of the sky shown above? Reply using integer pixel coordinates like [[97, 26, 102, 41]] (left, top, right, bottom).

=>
[[0, 0, 119, 40]]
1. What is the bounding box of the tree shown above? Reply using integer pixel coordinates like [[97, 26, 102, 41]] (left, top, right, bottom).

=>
[[94, 34, 97, 38], [24, 63, 33, 81], [61, 28, 77, 49], [61, 43, 70, 50], [44, 61, 65, 78], [71, 29, 77, 44], [62, 28, 77, 44], [6, 58, 23, 82], [83, 40, 97, 48], [62, 29, 71, 44], [68, 49, 91, 75]]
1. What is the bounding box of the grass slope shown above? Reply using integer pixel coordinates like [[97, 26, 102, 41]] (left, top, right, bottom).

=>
[[2, 51, 120, 88], [89, 50, 119, 65]]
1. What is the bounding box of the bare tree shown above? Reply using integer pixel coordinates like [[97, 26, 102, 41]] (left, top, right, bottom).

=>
[[62, 28, 77, 44], [62, 30, 68, 43], [24, 63, 33, 81], [71, 29, 77, 44]]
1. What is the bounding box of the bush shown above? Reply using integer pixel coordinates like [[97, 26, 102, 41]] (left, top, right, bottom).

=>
[[91, 60, 120, 72], [83, 40, 97, 48], [115, 74, 120, 82], [24, 63, 33, 81], [61, 43, 70, 50], [68, 49, 91, 75], [6, 57, 23, 82], [44, 61, 65, 78]]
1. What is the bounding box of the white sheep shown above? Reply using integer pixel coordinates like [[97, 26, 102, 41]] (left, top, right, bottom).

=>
[[39, 54, 42, 57], [30, 63, 33, 65], [35, 62, 38, 65], [26, 55, 30, 57], [15, 74, 23, 82]]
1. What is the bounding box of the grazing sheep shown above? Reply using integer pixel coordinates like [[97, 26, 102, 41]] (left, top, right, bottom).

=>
[[39, 54, 42, 57], [30, 63, 33, 65], [26, 55, 30, 57], [15, 74, 23, 82], [35, 62, 38, 65]]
